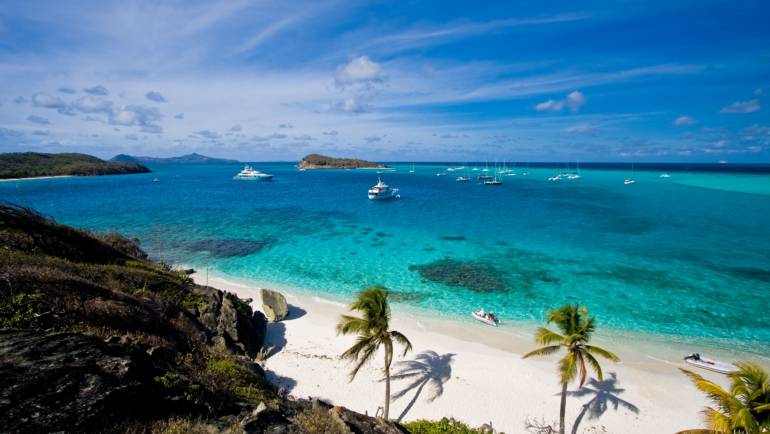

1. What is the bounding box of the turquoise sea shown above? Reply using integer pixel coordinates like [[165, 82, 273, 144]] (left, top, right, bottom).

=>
[[3, 163, 770, 357]]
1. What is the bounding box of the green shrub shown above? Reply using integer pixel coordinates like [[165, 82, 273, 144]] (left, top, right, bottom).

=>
[[204, 358, 271, 406], [293, 402, 351, 434], [0, 291, 42, 328], [402, 417, 485, 434], [153, 371, 205, 408]]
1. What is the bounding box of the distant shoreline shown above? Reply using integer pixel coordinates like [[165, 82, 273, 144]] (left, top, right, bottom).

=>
[[0, 175, 73, 182]]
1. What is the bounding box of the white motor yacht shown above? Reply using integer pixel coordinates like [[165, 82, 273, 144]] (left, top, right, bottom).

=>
[[233, 165, 274, 181], [368, 177, 400, 200]]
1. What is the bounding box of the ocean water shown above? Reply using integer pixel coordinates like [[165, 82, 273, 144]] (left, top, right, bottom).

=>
[[3, 163, 770, 356]]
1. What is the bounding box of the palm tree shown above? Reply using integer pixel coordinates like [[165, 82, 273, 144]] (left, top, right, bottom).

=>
[[337, 286, 412, 420], [679, 361, 770, 434], [523, 304, 619, 434]]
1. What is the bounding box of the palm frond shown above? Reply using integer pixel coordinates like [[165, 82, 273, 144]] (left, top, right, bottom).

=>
[[559, 352, 578, 385], [681, 369, 734, 410], [390, 330, 413, 357], [576, 351, 588, 387], [583, 350, 604, 383], [534, 327, 565, 346], [347, 338, 379, 381], [584, 345, 620, 362], [522, 345, 561, 359], [337, 315, 369, 335]]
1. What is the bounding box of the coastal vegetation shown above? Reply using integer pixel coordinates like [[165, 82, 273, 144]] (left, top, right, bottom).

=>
[[298, 153, 389, 169], [0, 152, 150, 179], [337, 286, 413, 420], [679, 362, 770, 433], [0, 203, 403, 433], [523, 304, 619, 434]]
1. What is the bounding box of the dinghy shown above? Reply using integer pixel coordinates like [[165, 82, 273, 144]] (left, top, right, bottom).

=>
[[684, 353, 738, 374], [471, 309, 499, 327]]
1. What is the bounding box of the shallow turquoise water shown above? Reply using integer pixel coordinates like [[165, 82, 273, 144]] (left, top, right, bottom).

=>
[[3, 163, 770, 355]]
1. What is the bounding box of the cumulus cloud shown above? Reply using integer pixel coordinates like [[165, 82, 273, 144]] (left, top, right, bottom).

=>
[[32, 93, 66, 109], [0, 127, 24, 139], [535, 90, 586, 113], [364, 135, 381, 143], [58, 87, 76, 94], [323, 130, 338, 136], [335, 56, 386, 87], [229, 124, 242, 132], [71, 95, 113, 114], [109, 105, 163, 133], [83, 85, 109, 96], [674, 115, 697, 126], [720, 99, 760, 114], [278, 123, 293, 129], [146, 91, 167, 102], [27, 114, 50, 125], [332, 97, 368, 113], [13, 96, 28, 104], [125, 134, 139, 140], [252, 133, 287, 141], [194, 130, 220, 140], [755, 88, 763, 96], [175, 113, 184, 119], [293, 134, 314, 140], [32, 130, 49, 136]]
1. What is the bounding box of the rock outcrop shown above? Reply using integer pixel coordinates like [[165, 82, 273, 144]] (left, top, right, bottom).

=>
[[0, 329, 162, 433], [260, 288, 289, 322], [193, 285, 266, 356]]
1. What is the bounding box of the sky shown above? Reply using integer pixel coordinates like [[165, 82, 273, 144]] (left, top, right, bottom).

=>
[[0, 0, 768, 162]]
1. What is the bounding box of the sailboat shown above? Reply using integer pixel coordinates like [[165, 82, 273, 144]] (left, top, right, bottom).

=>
[[484, 162, 503, 185], [409, 163, 415, 173], [567, 161, 582, 179], [624, 163, 636, 185]]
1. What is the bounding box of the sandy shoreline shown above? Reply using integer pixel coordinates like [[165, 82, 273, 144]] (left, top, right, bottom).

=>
[[191, 271, 723, 433], [0, 175, 73, 182]]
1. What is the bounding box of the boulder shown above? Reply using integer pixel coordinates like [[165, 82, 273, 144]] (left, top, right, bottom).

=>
[[260, 288, 289, 322], [191, 285, 267, 356]]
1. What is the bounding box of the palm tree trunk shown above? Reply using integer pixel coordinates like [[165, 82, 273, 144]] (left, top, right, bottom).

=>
[[559, 381, 568, 434], [383, 348, 391, 420]]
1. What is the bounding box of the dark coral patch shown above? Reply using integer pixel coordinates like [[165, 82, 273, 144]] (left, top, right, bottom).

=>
[[409, 258, 508, 292], [188, 238, 275, 258]]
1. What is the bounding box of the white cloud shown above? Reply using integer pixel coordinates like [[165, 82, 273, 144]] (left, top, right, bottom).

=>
[[83, 85, 109, 96], [720, 99, 760, 114], [322, 130, 338, 136], [229, 124, 242, 132], [27, 114, 51, 125], [278, 123, 293, 129], [72, 95, 113, 113], [674, 115, 697, 126], [58, 87, 76, 94], [146, 91, 167, 102], [335, 56, 385, 87], [175, 113, 184, 119], [565, 123, 597, 134], [194, 130, 220, 140], [109, 105, 163, 133], [754, 88, 763, 96], [32, 93, 66, 109], [536, 90, 586, 113]]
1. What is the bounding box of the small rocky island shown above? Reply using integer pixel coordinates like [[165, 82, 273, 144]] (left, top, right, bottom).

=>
[[0, 152, 150, 179], [298, 153, 389, 169], [111, 152, 239, 165]]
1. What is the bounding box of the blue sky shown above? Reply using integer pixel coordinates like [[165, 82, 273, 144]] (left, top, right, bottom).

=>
[[0, 0, 768, 162]]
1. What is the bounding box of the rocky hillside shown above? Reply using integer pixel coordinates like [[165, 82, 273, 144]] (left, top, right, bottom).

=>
[[298, 153, 389, 169], [0, 203, 403, 433], [0, 152, 150, 179]]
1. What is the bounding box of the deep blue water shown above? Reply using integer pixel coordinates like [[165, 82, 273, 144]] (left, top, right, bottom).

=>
[[3, 163, 770, 355]]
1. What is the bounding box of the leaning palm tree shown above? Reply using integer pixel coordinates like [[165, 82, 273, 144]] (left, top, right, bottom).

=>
[[523, 304, 619, 434], [337, 286, 412, 420], [678, 361, 770, 434]]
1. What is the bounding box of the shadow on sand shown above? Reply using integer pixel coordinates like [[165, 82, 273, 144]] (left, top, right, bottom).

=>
[[388, 351, 455, 422], [265, 368, 297, 394], [265, 321, 287, 353], [285, 304, 307, 320], [567, 373, 640, 434]]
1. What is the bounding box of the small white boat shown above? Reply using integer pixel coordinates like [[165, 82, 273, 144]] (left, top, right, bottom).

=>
[[471, 309, 499, 327], [684, 353, 738, 374], [477, 174, 493, 180], [624, 179, 636, 185], [436, 172, 447, 177], [152, 178, 160, 183], [456, 176, 470, 182], [484, 179, 502, 186], [234, 165, 274, 181], [660, 173, 671, 178], [368, 177, 400, 200]]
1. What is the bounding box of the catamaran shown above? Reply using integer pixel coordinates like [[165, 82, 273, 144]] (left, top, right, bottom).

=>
[[368, 177, 400, 200], [233, 165, 274, 181]]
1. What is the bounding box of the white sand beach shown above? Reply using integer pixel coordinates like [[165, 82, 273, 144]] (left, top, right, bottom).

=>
[[194, 272, 718, 433], [0, 175, 73, 182]]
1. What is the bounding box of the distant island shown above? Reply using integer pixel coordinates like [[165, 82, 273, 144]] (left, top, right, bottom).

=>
[[0, 152, 150, 180], [297, 153, 389, 169], [111, 152, 239, 165]]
